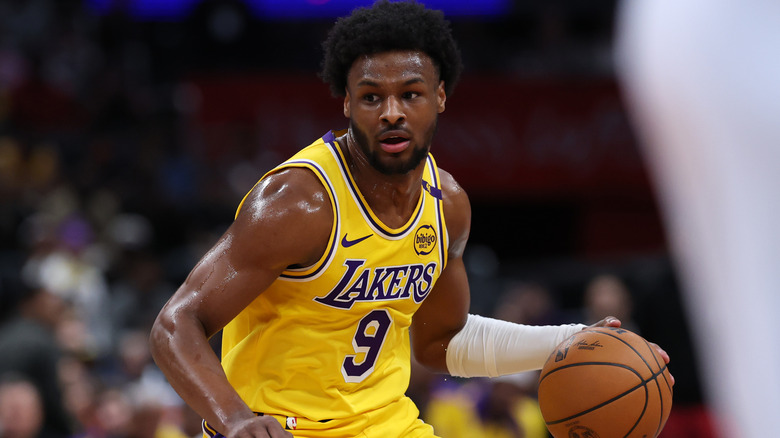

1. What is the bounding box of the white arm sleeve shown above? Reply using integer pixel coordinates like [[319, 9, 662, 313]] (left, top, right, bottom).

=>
[[445, 313, 586, 378]]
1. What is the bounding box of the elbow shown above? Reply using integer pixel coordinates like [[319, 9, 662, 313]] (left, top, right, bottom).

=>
[[148, 309, 174, 365], [415, 354, 448, 375], [148, 298, 211, 366], [412, 335, 453, 374]]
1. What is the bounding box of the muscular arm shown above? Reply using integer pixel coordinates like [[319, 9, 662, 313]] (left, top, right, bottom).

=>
[[410, 170, 596, 377], [149, 168, 332, 437]]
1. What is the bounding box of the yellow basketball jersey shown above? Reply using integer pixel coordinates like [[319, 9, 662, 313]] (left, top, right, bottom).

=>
[[220, 130, 449, 423]]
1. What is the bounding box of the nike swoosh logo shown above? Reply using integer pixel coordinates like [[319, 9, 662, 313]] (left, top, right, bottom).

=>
[[341, 233, 373, 247]]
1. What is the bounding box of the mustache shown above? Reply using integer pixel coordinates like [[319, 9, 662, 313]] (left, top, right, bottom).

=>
[[378, 123, 408, 136]]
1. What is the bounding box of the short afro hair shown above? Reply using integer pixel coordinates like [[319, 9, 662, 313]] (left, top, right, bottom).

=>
[[319, 0, 463, 97]]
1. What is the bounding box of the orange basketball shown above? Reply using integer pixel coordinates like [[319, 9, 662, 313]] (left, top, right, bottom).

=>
[[538, 327, 673, 438]]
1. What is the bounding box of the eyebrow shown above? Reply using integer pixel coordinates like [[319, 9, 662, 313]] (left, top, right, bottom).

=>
[[356, 77, 425, 88]]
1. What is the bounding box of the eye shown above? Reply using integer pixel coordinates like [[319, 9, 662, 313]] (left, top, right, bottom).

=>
[[362, 94, 379, 103], [402, 91, 420, 99]]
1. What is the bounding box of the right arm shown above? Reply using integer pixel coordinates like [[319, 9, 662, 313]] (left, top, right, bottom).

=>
[[149, 168, 333, 438]]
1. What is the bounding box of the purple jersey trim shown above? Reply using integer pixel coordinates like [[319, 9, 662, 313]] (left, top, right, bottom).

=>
[[278, 158, 339, 280], [426, 154, 447, 272], [325, 137, 425, 238]]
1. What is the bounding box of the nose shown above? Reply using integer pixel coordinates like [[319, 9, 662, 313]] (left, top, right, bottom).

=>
[[380, 96, 405, 125]]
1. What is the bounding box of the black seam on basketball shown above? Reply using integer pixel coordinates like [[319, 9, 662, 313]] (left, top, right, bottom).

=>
[[543, 363, 643, 425], [544, 363, 669, 426], [651, 371, 665, 436], [540, 361, 642, 383], [624, 381, 650, 438], [652, 363, 672, 437], [633, 333, 674, 437], [634, 336, 672, 438], [640, 336, 673, 392], [581, 328, 658, 375]]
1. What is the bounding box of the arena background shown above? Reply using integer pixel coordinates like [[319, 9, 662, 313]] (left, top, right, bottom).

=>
[[0, 1, 714, 437]]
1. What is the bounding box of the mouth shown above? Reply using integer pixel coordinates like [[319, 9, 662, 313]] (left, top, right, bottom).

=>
[[378, 131, 411, 154]]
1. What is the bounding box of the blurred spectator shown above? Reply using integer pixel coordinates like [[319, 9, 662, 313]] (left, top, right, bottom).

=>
[[0, 374, 45, 438], [422, 379, 487, 438], [421, 374, 548, 438], [22, 208, 114, 361], [58, 356, 100, 437], [0, 275, 72, 437], [109, 250, 174, 337], [493, 281, 573, 326], [59, 330, 195, 438], [479, 373, 548, 438], [582, 273, 638, 333], [67, 385, 134, 438]]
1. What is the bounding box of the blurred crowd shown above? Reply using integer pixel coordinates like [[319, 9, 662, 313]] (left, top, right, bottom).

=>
[[0, 2, 263, 438], [2, 239, 706, 438], [0, 1, 717, 438]]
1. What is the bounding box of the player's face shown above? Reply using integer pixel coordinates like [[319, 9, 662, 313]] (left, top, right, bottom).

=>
[[344, 50, 446, 175]]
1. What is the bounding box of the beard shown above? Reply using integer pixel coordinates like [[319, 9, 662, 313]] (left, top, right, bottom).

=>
[[349, 119, 436, 175]]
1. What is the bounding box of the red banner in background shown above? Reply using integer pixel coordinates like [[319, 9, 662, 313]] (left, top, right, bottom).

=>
[[434, 77, 648, 198], [190, 73, 649, 200]]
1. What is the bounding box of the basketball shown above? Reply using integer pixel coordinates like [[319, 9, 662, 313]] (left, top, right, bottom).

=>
[[538, 327, 673, 438]]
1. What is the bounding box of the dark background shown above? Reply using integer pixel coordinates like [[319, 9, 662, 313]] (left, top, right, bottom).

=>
[[0, 0, 711, 436]]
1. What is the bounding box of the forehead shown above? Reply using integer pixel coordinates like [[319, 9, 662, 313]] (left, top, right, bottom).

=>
[[347, 50, 438, 86]]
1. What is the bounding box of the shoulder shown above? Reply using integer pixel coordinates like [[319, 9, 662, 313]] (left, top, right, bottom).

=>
[[238, 167, 331, 220], [437, 168, 471, 257], [232, 167, 334, 269]]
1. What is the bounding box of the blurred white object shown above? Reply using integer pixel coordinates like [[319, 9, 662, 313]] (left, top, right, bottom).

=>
[[616, 1, 780, 436]]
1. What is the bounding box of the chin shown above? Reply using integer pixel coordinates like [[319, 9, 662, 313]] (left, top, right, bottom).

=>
[[371, 148, 427, 175]]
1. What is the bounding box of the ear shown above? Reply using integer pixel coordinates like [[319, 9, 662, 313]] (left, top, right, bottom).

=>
[[343, 89, 351, 118], [437, 80, 446, 113]]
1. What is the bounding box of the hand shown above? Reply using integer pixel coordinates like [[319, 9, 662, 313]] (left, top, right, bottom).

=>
[[228, 416, 294, 438], [587, 315, 674, 386], [589, 316, 622, 328]]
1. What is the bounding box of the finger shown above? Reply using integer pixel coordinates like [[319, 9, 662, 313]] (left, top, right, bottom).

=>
[[649, 342, 676, 385], [231, 416, 294, 438], [270, 429, 294, 438], [262, 418, 293, 438], [650, 342, 670, 363], [604, 316, 621, 327]]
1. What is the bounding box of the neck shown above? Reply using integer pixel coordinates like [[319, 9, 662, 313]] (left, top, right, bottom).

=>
[[340, 132, 424, 228]]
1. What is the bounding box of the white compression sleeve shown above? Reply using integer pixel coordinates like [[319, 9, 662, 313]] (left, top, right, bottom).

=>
[[445, 313, 586, 378]]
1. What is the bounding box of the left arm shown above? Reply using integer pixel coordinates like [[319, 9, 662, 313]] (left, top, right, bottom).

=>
[[410, 170, 667, 377], [412, 169, 583, 376], [410, 169, 471, 373]]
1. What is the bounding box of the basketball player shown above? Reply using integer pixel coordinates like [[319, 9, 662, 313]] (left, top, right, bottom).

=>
[[150, 2, 671, 437], [616, 1, 780, 437]]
